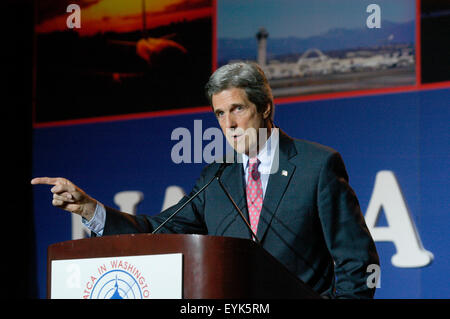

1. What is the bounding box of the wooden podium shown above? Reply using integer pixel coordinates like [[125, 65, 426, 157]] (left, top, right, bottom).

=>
[[48, 234, 320, 299]]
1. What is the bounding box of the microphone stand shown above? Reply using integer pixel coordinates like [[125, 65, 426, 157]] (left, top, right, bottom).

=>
[[151, 174, 216, 234], [152, 163, 261, 244], [216, 178, 260, 244], [151, 163, 229, 234]]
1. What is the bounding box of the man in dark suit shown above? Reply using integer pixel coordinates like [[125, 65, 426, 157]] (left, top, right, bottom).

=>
[[32, 62, 379, 299]]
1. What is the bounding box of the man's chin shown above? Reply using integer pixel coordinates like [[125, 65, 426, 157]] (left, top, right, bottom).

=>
[[226, 137, 258, 156], [232, 145, 246, 155], [226, 140, 245, 155], [232, 144, 258, 157]]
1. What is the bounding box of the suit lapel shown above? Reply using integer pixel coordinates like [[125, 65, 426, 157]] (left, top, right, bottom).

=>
[[256, 130, 297, 242]]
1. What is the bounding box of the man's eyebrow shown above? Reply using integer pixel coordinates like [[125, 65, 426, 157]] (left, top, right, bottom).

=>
[[214, 103, 246, 115]]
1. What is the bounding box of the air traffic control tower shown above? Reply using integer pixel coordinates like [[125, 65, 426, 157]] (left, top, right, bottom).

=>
[[256, 27, 269, 67]]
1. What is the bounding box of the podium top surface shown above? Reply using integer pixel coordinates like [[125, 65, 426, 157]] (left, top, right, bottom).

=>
[[48, 233, 260, 260]]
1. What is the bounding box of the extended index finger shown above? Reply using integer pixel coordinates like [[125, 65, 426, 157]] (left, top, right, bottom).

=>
[[31, 177, 65, 186]]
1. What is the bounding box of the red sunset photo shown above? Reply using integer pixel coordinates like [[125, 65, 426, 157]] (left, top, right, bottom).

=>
[[34, 0, 213, 124]]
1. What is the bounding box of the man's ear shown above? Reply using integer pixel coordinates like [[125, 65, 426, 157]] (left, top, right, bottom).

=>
[[263, 103, 271, 120]]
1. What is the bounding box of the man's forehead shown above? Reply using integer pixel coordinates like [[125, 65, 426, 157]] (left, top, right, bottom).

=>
[[211, 87, 249, 109]]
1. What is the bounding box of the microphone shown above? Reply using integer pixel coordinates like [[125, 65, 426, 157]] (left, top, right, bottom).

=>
[[214, 162, 231, 178], [215, 172, 261, 244], [151, 162, 230, 234], [152, 162, 261, 244]]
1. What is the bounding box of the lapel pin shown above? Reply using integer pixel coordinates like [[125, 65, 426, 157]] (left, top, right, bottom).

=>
[[282, 170, 288, 176]]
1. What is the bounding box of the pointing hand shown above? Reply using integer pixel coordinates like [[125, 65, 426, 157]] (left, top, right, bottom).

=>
[[31, 177, 97, 221]]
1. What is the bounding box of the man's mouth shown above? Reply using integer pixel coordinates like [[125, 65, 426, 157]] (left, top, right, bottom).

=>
[[231, 134, 243, 141]]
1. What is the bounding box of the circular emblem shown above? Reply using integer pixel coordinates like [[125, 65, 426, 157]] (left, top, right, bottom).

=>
[[90, 269, 143, 299]]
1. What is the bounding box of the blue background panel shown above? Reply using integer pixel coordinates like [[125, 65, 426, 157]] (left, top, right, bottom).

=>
[[33, 88, 450, 298]]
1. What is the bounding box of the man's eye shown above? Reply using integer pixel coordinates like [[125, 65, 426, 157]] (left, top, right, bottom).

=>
[[216, 111, 224, 118]]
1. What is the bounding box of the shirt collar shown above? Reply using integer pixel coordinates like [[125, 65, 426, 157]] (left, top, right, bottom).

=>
[[242, 127, 279, 174]]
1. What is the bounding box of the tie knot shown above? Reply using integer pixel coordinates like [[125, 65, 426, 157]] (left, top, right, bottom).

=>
[[249, 157, 260, 180], [249, 157, 259, 165]]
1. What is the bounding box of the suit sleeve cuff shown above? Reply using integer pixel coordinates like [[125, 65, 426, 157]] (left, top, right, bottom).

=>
[[82, 202, 105, 236]]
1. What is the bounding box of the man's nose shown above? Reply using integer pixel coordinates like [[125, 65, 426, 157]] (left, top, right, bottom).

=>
[[223, 113, 237, 129]]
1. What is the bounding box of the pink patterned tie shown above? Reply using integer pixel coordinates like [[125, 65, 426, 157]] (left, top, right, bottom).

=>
[[246, 157, 263, 236]]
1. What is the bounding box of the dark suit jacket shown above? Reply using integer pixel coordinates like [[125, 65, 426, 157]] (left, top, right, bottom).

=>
[[103, 129, 379, 298]]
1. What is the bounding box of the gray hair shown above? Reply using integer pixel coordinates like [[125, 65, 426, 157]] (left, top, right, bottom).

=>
[[205, 61, 274, 122]]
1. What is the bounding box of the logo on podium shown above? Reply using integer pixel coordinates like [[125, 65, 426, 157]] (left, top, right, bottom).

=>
[[90, 269, 144, 299], [51, 253, 182, 299], [84, 259, 151, 299]]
